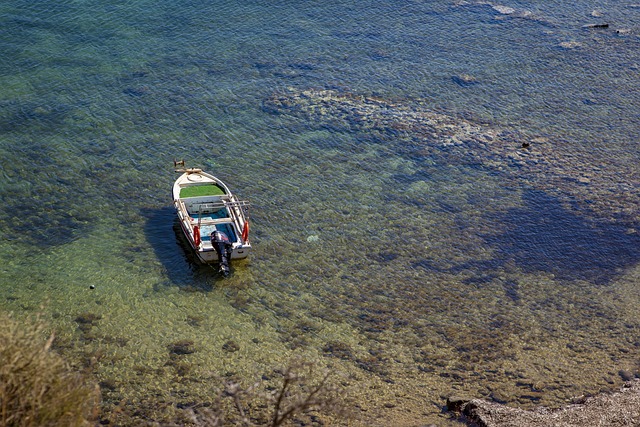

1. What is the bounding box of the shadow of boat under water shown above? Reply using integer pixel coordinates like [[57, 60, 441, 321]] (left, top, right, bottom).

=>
[[141, 207, 220, 291]]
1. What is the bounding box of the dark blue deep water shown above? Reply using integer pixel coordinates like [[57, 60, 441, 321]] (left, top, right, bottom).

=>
[[1, 1, 638, 425]]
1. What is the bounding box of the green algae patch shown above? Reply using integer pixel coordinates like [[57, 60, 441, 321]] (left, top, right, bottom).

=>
[[179, 184, 226, 198]]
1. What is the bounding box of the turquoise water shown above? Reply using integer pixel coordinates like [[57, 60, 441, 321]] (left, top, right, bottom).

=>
[[1, 1, 639, 425]]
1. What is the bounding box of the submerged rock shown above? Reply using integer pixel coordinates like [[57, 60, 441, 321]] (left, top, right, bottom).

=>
[[582, 23, 610, 29], [616, 28, 633, 35], [492, 5, 516, 15], [452, 73, 479, 87], [559, 41, 583, 49], [264, 88, 639, 227], [449, 380, 640, 427], [168, 340, 196, 355]]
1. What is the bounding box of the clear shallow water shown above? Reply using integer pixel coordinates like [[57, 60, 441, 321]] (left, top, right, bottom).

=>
[[0, 1, 639, 425]]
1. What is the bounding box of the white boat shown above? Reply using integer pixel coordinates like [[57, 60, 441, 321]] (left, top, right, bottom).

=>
[[172, 165, 251, 275]]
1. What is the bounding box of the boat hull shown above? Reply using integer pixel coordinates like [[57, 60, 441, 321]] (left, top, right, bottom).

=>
[[176, 217, 249, 263], [172, 168, 251, 265]]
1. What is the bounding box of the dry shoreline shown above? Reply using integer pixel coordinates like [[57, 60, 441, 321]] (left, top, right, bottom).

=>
[[447, 379, 640, 427]]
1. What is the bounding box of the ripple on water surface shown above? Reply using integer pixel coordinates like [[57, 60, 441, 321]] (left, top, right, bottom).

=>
[[0, 0, 639, 425]]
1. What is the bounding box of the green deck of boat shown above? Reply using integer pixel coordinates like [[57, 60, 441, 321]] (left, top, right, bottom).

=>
[[180, 184, 226, 198]]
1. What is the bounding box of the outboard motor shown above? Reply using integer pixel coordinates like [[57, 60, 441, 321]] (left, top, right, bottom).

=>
[[211, 230, 233, 276]]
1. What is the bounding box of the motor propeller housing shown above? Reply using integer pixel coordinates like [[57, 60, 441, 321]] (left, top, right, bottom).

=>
[[211, 230, 233, 276]]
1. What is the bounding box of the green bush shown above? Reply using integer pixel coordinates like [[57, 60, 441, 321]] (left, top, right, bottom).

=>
[[0, 313, 100, 427]]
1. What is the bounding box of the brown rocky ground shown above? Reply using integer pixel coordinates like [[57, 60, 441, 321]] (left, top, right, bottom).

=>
[[448, 379, 640, 427]]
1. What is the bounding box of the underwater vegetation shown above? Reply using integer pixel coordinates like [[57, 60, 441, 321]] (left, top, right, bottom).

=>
[[0, 139, 94, 248], [0, 312, 350, 426], [264, 88, 639, 228], [97, 358, 350, 426], [181, 362, 349, 427], [484, 190, 640, 285], [0, 1, 638, 425]]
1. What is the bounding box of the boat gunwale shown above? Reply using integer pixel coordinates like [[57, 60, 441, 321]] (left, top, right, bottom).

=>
[[172, 168, 251, 264]]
